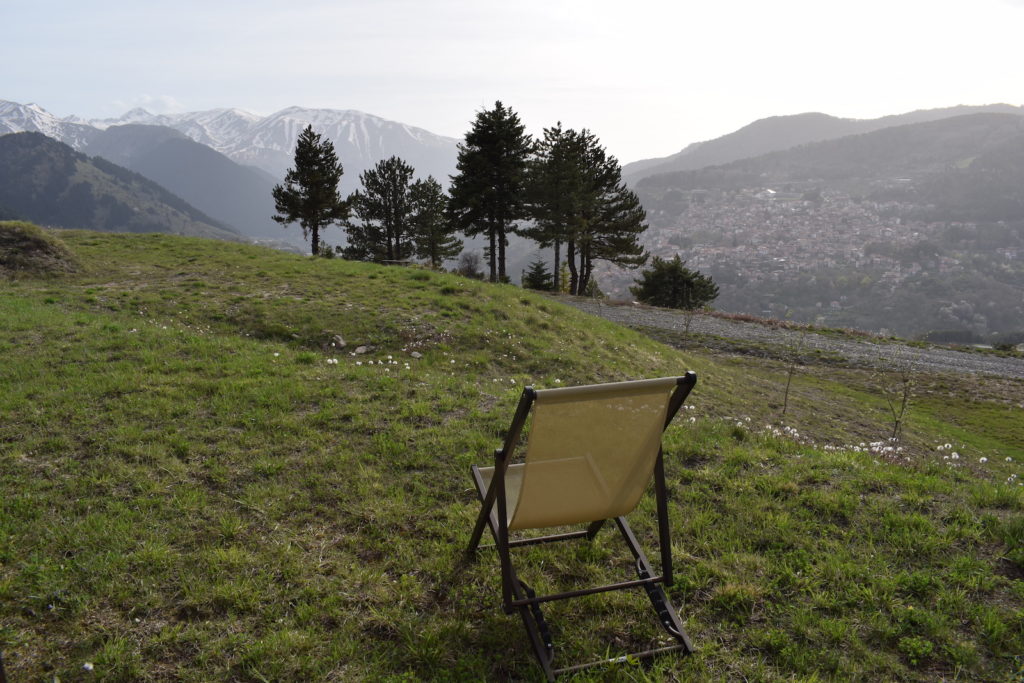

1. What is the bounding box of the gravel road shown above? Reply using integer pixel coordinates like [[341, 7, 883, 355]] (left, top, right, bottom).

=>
[[562, 299, 1024, 381]]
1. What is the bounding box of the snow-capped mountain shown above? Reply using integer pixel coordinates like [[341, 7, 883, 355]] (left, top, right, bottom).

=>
[[212, 106, 459, 184], [0, 99, 460, 184], [0, 100, 99, 149], [84, 103, 458, 183]]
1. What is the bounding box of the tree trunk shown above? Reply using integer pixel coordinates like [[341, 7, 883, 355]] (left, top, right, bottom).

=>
[[579, 245, 591, 294], [311, 225, 320, 256], [567, 240, 578, 295], [485, 231, 497, 282], [497, 226, 507, 282], [552, 239, 561, 292], [487, 229, 497, 282]]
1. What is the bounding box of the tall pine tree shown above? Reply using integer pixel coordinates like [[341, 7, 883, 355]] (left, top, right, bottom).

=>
[[448, 101, 532, 282], [409, 176, 461, 269], [272, 125, 348, 256], [525, 125, 647, 295], [343, 156, 415, 262], [523, 123, 575, 292]]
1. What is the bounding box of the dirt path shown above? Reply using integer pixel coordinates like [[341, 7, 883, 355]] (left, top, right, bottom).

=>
[[562, 298, 1024, 380]]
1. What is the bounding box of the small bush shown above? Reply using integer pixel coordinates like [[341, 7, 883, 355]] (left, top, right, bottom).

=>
[[0, 221, 78, 276], [899, 635, 934, 666]]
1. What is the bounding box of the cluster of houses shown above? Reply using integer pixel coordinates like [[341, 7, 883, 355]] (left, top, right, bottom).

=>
[[598, 187, 996, 308]]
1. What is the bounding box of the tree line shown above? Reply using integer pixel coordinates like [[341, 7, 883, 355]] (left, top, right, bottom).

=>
[[273, 101, 718, 309]]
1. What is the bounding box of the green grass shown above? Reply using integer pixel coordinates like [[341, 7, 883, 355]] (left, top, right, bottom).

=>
[[1, 229, 1023, 681]]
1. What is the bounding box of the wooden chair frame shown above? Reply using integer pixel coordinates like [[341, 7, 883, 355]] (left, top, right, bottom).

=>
[[466, 373, 697, 680]]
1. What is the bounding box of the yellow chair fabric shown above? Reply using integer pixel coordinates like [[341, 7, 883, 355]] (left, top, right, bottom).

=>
[[503, 377, 676, 530]]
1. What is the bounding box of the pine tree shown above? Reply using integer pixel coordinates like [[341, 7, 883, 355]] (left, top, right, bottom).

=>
[[521, 257, 553, 291], [525, 125, 647, 295], [448, 101, 532, 282], [409, 176, 461, 269], [630, 255, 719, 310], [343, 156, 415, 262], [272, 125, 348, 256], [523, 123, 574, 292]]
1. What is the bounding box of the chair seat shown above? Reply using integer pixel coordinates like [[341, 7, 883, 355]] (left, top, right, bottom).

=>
[[477, 463, 524, 522]]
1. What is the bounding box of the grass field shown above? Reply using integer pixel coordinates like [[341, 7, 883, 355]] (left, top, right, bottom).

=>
[[1, 226, 1022, 681]]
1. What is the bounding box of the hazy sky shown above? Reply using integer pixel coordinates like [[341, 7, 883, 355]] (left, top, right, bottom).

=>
[[4, 0, 1023, 163]]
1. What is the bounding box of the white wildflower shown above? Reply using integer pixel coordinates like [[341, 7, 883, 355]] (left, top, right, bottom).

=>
[[273, 352, 280, 357], [83, 662, 94, 671], [979, 457, 987, 463]]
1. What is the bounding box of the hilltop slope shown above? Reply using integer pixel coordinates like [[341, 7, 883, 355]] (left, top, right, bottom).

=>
[[0, 228, 1021, 681]]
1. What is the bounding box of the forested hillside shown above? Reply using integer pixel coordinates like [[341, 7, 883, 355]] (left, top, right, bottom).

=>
[[0, 132, 242, 241]]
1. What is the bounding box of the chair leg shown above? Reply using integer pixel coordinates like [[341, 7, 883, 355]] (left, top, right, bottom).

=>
[[585, 519, 605, 540], [466, 465, 498, 556], [518, 581, 555, 673], [615, 517, 693, 653], [509, 572, 556, 680]]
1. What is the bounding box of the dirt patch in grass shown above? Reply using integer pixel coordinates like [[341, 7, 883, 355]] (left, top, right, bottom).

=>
[[0, 221, 79, 277]]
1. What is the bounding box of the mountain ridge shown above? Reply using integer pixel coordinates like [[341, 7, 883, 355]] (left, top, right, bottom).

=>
[[0, 131, 243, 242], [0, 99, 459, 184], [623, 103, 1024, 184]]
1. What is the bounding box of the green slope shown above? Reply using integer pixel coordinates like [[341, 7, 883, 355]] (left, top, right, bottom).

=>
[[1, 227, 1021, 681]]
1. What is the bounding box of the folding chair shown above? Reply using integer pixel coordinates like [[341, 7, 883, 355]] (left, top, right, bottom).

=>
[[466, 373, 697, 680]]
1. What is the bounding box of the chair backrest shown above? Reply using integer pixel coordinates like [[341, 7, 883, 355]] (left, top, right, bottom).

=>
[[508, 377, 679, 530]]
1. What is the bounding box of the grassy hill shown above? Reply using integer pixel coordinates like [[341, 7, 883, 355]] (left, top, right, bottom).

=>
[[1, 225, 1022, 681]]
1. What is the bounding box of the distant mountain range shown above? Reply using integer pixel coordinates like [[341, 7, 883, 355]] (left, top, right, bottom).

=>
[[635, 112, 1024, 222], [0, 100, 459, 184], [80, 124, 294, 247], [1, 99, 461, 249], [623, 104, 1024, 185], [0, 132, 242, 241]]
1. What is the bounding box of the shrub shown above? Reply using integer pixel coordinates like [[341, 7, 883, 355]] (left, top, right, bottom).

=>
[[0, 221, 78, 276]]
